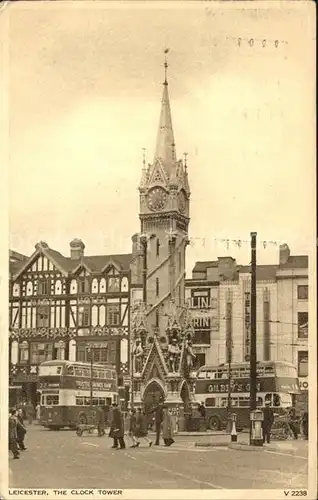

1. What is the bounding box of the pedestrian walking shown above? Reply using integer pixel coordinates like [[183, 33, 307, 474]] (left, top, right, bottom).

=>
[[151, 398, 164, 446], [162, 407, 175, 447], [262, 400, 274, 444], [16, 408, 27, 450], [25, 401, 35, 425], [109, 403, 126, 450], [134, 408, 152, 448], [287, 407, 299, 439], [128, 408, 138, 448], [9, 409, 20, 459], [198, 401, 206, 431], [36, 404, 41, 423], [96, 406, 105, 437]]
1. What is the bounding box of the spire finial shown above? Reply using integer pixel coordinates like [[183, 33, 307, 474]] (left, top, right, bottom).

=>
[[183, 152, 188, 168], [164, 48, 169, 85], [142, 147, 147, 167]]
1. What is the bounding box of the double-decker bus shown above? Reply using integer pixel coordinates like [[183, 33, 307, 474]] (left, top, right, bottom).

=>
[[195, 361, 299, 431], [38, 360, 118, 430]]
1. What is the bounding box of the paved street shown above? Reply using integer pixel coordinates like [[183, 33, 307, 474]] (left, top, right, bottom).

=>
[[9, 425, 308, 490]]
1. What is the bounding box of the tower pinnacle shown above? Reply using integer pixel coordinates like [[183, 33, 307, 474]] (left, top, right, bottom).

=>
[[154, 49, 176, 170]]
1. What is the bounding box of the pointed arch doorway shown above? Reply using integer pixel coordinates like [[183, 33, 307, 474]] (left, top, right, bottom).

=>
[[142, 380, 165, 415]]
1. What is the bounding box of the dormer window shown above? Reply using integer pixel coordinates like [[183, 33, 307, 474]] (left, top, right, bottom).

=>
[[107, 277, 120, 293]]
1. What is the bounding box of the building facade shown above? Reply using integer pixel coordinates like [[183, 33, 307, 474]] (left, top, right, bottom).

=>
[[187, 244, 309, 408], [9, 240, 131, 407]]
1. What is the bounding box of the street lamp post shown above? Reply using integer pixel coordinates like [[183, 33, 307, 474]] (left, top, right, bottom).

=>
[[249, 232, 257, 444], [87, 343, 94, 409]]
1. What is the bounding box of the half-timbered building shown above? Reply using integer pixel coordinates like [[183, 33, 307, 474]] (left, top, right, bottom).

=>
[[9, 239, 131, 407]]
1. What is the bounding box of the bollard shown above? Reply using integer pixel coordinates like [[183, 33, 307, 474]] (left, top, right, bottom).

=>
[[250, 409, 264, 446], [230, 413, 238, 442]]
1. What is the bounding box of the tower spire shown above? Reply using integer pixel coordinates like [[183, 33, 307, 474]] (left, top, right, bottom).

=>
[[164, 48, 168, 85], [154, 49, 176, 170]]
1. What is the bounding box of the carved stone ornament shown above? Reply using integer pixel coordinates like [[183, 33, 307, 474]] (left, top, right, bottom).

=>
[[79, 297, 90, 305], [38, 299, 49, 306]]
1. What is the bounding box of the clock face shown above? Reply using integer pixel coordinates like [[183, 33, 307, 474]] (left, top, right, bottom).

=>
[[178, 190, 187, 213], [147, 187, 168, 212]]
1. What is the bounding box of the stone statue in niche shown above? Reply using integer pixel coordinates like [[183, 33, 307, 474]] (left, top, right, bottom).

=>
[[167, 337, 180, 373], [185, 339, 196, 371], [132, 337, 144, 373]]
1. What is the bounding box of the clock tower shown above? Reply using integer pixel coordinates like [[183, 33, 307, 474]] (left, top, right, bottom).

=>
[[138, 54, 190, 338], [130, 53, 195, 415]]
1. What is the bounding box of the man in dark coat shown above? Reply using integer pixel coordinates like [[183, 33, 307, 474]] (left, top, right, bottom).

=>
[[16, 408, 27, 450], [151, 399, 164, 446], [198, 402, 206, 418], [262, 401, 274, 444], [109, 403, 126, 449], [9, 409, 20, 459]]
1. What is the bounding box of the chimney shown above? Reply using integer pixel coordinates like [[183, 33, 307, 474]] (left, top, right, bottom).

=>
[[69, 239, 85, 260], [217, 256, 237, 281], [279, 244, 290, 265]]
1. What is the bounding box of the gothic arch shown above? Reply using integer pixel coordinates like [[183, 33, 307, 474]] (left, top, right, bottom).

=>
[[142, 378, 166, 412]]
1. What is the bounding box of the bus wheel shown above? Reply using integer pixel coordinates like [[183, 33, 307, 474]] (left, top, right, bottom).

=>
[[208, 416, 221, 431], [76, 428, 83, 437]]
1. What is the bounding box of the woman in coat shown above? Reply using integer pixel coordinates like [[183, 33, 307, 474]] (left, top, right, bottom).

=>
[[161, 407, 175, 447], [109, 403, 126, 450], [133, 408, 152, 448], [16, 408, 27, 450]]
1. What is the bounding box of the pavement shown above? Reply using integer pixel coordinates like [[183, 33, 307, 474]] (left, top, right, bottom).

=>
[[9, 424, 308, 490]]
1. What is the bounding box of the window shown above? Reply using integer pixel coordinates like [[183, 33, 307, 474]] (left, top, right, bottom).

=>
[[156, 278, 159, 297], [79, 279, 90, 294], [264, 393, 272, 405], [205, 398, 215, 407], [78, 306, 90, 327], [38, 279, 50, 295], [19, 342, 29, 363], [298, 351, 308, 377], [30, 343, 53, 364], [196, 353, 206, 368], [178, 252, 181, 272], [273, 393, 280, 407], [156, 239, 160, 257], [297, 285, 308, 300], [193, 331, 210, 345], [76, 342, 115, 364], [46, 395, 59, 406], [37, 306, 50, 327], [107, 277, 120, 293], [106, 304, 120, 325], [298, 312, 308, 338], [38, 365, 62, 376], [238, 397, 249, 407], [76, 397, 84, 406]]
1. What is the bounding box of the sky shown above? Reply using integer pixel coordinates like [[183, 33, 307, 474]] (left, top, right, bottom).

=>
[[2, 1, 316, 277]]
